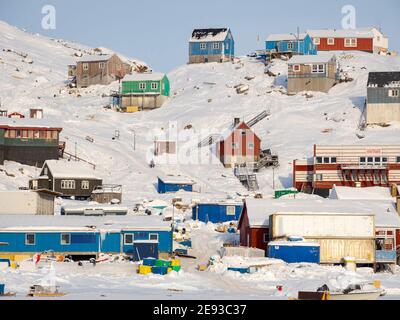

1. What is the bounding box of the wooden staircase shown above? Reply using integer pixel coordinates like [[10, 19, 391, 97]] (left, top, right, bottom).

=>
[[234, 163, 259, 191]]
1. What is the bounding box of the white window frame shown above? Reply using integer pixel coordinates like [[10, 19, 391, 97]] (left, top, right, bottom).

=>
[[213, 42, 220, 50], [61, 233, 71, 245], [25, 233, 35, 245], [124, 234, 134, 245], [315, 174, 323, 181], [151, 82, 158, 90], [327, 38, 335, 45], [61, 180, 76, 190], [313, 38, 320, 45], [82, 63, 89, 71], [226, 205, 236, 216], [81, 180, 90, 190], [389, 89, 399, 97], [312, 64, 325, 74], [99, 62, 105, 69], [139, 82, 146, 90], [226, 42, 229, 50], [200, 43, 206, 50], [149, 233, 159, 241], [292, 64, 301, 72], [344, 38, 357, 47]]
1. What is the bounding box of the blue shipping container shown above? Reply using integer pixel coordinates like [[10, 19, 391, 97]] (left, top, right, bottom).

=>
[[267, 241, 320, 264], [152, 266, 169, 275]]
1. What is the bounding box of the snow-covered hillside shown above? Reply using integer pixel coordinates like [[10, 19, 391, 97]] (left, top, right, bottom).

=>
[[1, 20, 400, 206]]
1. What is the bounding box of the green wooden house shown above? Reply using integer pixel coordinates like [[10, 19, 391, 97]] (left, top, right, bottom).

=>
[[119, 73, 170, 112]]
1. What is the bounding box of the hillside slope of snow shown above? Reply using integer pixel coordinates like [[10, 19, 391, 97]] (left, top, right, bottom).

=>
[[0, 20, 400, 204]]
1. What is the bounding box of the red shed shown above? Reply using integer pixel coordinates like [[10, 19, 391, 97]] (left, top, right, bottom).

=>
[[238, 198, 270, 251], [216, 119, 261, 168]]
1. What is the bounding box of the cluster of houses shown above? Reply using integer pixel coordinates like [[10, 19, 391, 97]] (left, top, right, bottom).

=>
[[0, 25, 399, 270]]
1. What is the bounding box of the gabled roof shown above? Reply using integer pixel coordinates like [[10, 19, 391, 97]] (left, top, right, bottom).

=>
[[306, 28, 374, 39], [189, 28, 230, 42], [239, 198, 400, 228], [330, 186, 394, 201], [218, 121, 261, 143], [122, 72, 166, 82], [266, 33, 308, 42], [43, 160, 101, 180], [367, 72, 400, 88], [288, 53, 336, 64], [77, 54, 113, 63]]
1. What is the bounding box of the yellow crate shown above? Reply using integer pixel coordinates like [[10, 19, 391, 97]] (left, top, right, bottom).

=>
[[10, 262, 18, 269], [373, 280, 381, 289], [139, 265, 152, 275], [167, 267, 172, 273], [170, 259, 181, 267], [126, 106, 139, 113], [198, 265, 208, 271]]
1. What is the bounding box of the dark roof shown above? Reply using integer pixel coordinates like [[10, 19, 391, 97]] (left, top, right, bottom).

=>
[[191, 28, 228, 39], [367, 72, 400, 87]]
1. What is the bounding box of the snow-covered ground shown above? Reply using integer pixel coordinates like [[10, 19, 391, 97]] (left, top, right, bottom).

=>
[[1, 20, 400, 299]]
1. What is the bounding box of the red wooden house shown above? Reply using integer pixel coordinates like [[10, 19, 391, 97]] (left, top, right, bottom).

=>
[[216, 119, 261, 168], [306, 28, 388, 54]]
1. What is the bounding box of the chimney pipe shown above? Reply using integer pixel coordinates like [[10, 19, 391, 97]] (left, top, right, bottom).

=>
[[233, 117, 240, 127], [397, 197, 400, 215]]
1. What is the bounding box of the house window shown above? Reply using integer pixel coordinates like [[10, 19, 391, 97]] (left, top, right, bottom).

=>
[[331, 157, 337, 163], [344, 38, 357, 47], [81, 180, 90, 190], [139, 82, 146, 90], [293, 64, 301, 72], [82, 63, 89, 71], [151, 82, 158, 90], [315, 174, 323, 181], [149, 234, 159, 241], [44, 167, 48, 175], [226, 206, 235, 216], [248, 143, 254, 149], [360, 157, 366, 165], [312, 64, 325, 73], [61, 180, 76, 190], [213, 43, 220, 50], [124, 234, 134, 245], [99, 62, 105, 69], [61, 234, 71, 245], [316, 157, 323, 164], [200, 43, 206, 50], [263, 233, 268, 243], [22, 130, 28, 138], [287, 42, 293, 50], [397, 156, 400, 163], [232, 143, 238, 149], [323, 157, 330, 164], [26, 234, 35, 245], [226, 42, 229, 50], [389, 89, 399, 97], [313, 38, 320, 45], [327, 38, 335, 45]]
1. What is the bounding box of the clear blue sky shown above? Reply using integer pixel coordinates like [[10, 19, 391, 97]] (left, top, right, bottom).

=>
[[0, 0, 399, 72]]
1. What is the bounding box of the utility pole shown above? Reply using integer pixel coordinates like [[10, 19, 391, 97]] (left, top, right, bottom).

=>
[[272, 166, 275, 190], [74, 142, 77, 161]]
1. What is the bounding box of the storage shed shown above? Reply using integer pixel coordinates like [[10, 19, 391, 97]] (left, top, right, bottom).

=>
[[157, 175, 195, 194], [0, 215, 173, 259], [287, 53, 339, 94], [192, 200, 243, 223]]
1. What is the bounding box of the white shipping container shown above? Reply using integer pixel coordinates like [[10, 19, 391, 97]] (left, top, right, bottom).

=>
[[271, 213, 375, 239], [0, 191, 54, 215]]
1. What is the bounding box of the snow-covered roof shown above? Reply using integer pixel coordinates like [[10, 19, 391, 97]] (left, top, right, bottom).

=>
[[61, 204, 129, 212], [306, 28, 374, 39], [43, 160, 101, 180], [158, 175, 195, 185], [330, 186, 394, 200], [122, 72, 165, 82], [242, 198, 400, 228], [0, 215, 171, 232], [268, 240, 321, 247], [197, 199, 243, 206], [367, 72, 400, 88], [77, 54, 113, 63], [0, 117, 62, 129], [189, 28, 230, 42], [266, 33, 308, 42], [288, 53, 336, 64]]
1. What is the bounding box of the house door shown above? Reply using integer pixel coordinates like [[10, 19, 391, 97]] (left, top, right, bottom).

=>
[[204, 57, 208, 63], [132, 241, 159, 261]]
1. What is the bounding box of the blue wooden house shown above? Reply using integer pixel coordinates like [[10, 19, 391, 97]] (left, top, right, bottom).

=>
[[157, 175, 195, 194], [192, 201, 243, 223], [265, 33, 317, 57], [0, 215, 173, 260], [189, 28, 234, 64]]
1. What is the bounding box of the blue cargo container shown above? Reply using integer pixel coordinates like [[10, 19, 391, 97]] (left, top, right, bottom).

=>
[[267, 241, 320, 264], [192, 201, 243, 223], [152, 266, 169, 275], [143, 258, 157, 266], [157, 176, 195, 194]]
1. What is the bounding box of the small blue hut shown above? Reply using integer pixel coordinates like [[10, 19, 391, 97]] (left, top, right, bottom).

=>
[[157, 175, 195, 194], [192, 201, 243, 223]]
